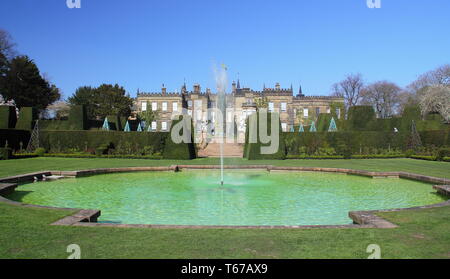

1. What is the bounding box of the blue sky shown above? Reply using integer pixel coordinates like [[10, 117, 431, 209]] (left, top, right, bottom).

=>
[[1, 0, 449, 98]]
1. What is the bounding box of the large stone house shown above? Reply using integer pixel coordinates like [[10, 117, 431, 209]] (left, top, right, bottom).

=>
[[134, 81, 344, 142]]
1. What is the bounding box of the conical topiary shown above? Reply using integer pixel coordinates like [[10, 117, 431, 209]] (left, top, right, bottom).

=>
[[124, 121, 131, 132], [328, 117, 338, 132], [102, 117, 110, 131], [299, 124, 304, 133], [309, 121, 317, 132]]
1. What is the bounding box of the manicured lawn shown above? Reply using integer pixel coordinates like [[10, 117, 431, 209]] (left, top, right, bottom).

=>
[[0, 202, 449, 259], [0, 157, 449, 259], [0, 157, 449, 178]]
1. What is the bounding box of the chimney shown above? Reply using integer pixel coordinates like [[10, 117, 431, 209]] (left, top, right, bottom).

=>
[[232, 81, 236, 93], [275, 82, 280, 91], [193, 83, 200, 94], [161, 84, 167, 95]]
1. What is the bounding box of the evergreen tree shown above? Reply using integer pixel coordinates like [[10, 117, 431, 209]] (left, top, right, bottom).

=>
[[1, 56, 60, 112], [68, 84, 133, 119]]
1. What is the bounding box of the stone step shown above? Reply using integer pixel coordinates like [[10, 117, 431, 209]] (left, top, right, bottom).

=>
[[198, 143, 244, 158]]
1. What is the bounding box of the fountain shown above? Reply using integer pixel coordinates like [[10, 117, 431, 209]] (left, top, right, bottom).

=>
[[214, 63, 228, 186]]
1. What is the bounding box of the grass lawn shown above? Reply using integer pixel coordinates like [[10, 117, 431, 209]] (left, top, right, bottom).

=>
[[0, 157, 449, 259]]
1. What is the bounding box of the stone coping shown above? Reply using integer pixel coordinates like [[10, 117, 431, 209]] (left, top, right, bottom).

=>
[[0, 165, 449, 230]]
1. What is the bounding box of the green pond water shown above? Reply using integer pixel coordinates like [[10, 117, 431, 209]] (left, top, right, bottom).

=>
[[8, 170, 445, 226]]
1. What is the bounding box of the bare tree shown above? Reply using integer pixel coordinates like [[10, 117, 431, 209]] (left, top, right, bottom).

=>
[[0, 29, 17, 59], [360, 81, 401, 118], [43, 100, 71, 120], [397, 89, 419, 114], [331, 73, 364, 110], [419, 85, 450, 123], [408, 64, 450, 94]]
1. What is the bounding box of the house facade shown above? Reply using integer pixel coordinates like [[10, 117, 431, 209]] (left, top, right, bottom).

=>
[[134, 81, 344, 142]]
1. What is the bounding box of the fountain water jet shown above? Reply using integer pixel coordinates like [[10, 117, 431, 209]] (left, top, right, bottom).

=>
[[214, 63, 228, 186]]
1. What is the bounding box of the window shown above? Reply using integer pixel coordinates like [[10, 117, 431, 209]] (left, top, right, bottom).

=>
[[336, 108, 341, 119], [327, 107, 331, 114], [316, 107, 320, 115], [268, 102, 274, 112], [281, 123, 287, 132], [172, 102, 178, 112], [151, 121, 157, 131], [161, 121, 167, 131], [162, 102, 168, 111], [281, 102, 287, 112], [151, 102, 157, 111], [196, 110, 202, 121], [188, 110, 192, 117], [194, 100, 202, 109], [227, 111, 233, 122], [303, 108, 309, 118], [188, 100, 192, 108], [141, 101, 147, 111]]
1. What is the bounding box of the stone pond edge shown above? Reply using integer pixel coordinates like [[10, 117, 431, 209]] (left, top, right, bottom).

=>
[[0, 165, 449, 230]]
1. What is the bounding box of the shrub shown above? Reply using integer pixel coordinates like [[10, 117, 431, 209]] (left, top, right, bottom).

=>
[[436, 147, 450, 161], [351, 154, 405, 159], [0, 129, 31, 151], [95, 144, 109, 156], [410, 155, 437, 161], [0, 148, 12, 160], [405, 149, 414, 157], [162, 116, 196, 159], [286, 155, 344, 159], [35, 148, 46, 156], [143, 146, 154, 155], [42, 153, 163, 160]]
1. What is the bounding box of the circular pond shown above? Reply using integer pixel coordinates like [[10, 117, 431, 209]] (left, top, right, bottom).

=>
[[7, 170, 445, 226]]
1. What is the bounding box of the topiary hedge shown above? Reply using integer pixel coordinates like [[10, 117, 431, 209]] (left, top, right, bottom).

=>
[[316, 113, 333, 132], [106, 114, 123, 131], [0, 106, 17, 129], [283, 129, 450, 157], [347, 106, 376, 131], [40, 130, 166, 155], [245, 112, 286, 160], [162, 116, 196, 160], [15, 107, 35, 130], [68, 105, 87, 130]]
